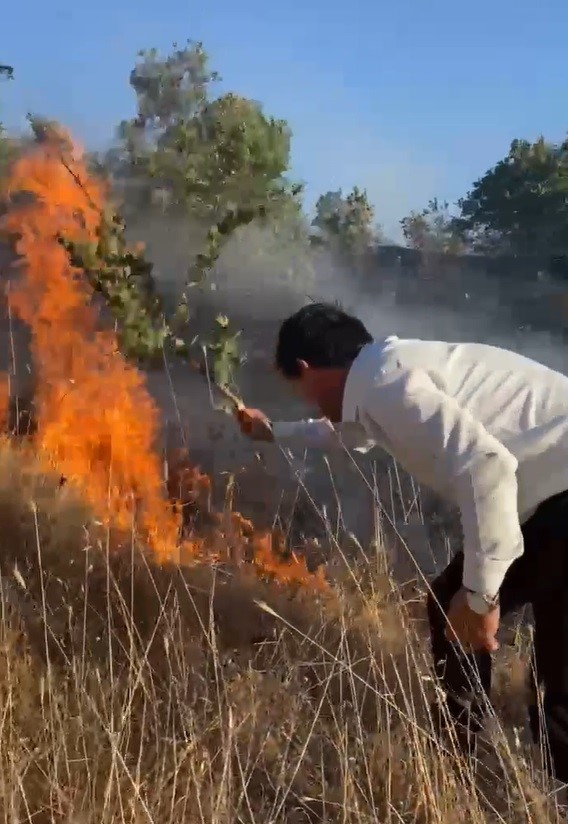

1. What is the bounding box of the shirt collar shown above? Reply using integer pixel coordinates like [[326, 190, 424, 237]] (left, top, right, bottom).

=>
[[341, 336, 398, 423]]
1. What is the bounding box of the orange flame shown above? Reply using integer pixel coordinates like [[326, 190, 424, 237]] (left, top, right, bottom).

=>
[[4, 130, 181, 558], [2, 127, 328, 591], [0, 377, 9, 431]]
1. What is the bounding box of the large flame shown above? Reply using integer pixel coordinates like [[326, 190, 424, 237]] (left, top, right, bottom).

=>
[[4, 131, 181, 558], [2, 128, 327, 590]]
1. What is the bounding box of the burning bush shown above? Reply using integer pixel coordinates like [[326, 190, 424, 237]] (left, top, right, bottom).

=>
[[1, 126, 326, 590]]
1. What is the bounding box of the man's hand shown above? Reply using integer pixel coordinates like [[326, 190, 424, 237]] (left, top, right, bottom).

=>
[[445, 587, 500, 653], [235, 407, 275, 442]]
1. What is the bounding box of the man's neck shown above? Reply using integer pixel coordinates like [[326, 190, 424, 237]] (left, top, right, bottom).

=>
[[318, 369, 349, 423]]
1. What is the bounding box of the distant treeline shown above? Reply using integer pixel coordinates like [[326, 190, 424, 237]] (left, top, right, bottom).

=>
[[377, 245, 568, 281]]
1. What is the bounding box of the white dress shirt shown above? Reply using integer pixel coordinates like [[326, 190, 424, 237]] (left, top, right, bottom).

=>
[[272, 336, 568, 596]]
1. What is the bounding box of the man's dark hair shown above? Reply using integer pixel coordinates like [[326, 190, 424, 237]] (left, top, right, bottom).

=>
[[275, 302, 373, 378]]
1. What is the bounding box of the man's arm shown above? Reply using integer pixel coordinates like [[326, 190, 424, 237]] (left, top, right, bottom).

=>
[[273, 419, 375, 452], [237, 408, 373, 451], [361, 367, 522, 596], [272, 418, 338, 449]]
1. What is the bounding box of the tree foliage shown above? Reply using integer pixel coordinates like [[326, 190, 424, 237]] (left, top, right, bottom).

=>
[[89, 41, 302, 378], [455, 137, 568, 255], [400, 198, 463, 254], [63, 212, 170, 362], [206, 314, 242, 389], [312, 186, 379, 255], [113, 43, 301, 288]]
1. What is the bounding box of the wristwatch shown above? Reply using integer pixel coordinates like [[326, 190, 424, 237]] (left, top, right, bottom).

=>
[[465, 589, 500, 615]]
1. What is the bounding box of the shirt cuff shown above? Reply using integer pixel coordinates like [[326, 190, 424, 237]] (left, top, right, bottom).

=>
[[462, 540, 523, 596], [272, 419, 337, 449]]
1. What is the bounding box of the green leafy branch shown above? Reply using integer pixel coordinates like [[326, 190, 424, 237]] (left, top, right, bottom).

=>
[[62, 209, 170, 363]]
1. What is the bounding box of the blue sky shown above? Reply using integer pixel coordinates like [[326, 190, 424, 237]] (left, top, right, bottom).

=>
[[2, 0, 567, 239]]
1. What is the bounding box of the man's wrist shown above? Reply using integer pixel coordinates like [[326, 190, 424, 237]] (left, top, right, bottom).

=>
[[464, 588, 500, 615]]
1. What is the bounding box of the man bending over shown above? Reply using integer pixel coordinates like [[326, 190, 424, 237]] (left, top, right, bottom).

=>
[[236, 301, 568, 784]]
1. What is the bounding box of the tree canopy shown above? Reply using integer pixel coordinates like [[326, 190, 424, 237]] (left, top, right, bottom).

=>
[[312, 186, 380, 255], [108, 41, 303, 318], [115, 44, 296, 216], [400, 198, 463, 255], [453, 137, 568, 256]]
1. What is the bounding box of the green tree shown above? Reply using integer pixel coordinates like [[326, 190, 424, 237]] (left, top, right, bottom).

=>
[[312, 186, 380, 255], [455, 137, 568, 255], [89, 40, 304, 383], [400, 198, 463, 254], [112, 42, 301, 294]]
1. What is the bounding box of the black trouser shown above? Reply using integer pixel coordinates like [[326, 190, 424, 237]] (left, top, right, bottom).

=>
[[427, 490, 568, 783]]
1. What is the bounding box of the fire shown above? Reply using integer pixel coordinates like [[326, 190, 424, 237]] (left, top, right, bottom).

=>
[[0, 378, 9, 431], [3, 130, 181, 559], [2, 127, 327, 590]]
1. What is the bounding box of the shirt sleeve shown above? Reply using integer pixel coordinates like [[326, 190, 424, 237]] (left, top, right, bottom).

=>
[[272, 418, 374, 452], [360, 367, 523, 596]]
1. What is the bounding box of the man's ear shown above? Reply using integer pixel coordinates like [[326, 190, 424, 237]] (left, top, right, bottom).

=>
[[296, 359, 310, 377]]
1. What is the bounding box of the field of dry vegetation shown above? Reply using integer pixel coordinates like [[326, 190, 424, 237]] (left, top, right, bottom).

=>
[[0, 122, 566, 824], [0, 437, 563, 824]]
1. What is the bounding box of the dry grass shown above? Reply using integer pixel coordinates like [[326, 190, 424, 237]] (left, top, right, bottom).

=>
[[0, 439, 563, 823]]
